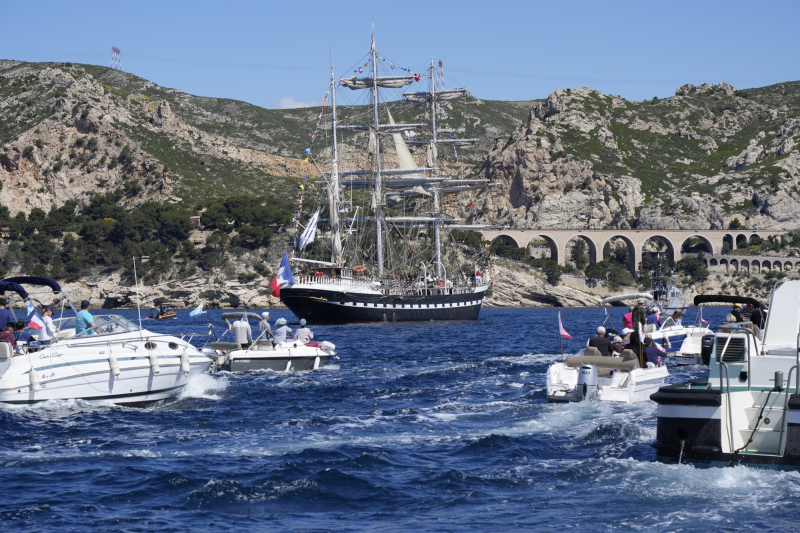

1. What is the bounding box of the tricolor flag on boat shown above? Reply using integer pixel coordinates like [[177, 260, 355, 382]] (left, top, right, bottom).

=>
[[270, 252, 294, 298], [27, 302, 44, 330], [558, 309, 572, 339]]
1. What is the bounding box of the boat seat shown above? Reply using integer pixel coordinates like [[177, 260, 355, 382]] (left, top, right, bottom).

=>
[[0, 341, 11, 361], [619, 349, 641, 367], [565, 355, 640, 373], [210, 342, 243, 351], [255, 340, 274, 351]]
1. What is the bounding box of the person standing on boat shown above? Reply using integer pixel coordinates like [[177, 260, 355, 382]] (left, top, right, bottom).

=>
[[273, 318, 293, 345], [0, 298, 14, 332], [588, 326, 614, 357], [258, 312, 272, 341], [38, 306, 57, 345], [294, 319, 314, 344], [750, 304, 765, 330], [671, 310, 683, 326], [646, 306, 661, 328], [75, 300, 99, 335], [631, 299, 647, 330], [622, 307, 634, 330], [231, 315, 253, 346]]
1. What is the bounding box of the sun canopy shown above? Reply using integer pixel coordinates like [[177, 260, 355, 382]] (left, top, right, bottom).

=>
[[0, 281, 28, 300], [221, 312, 263, 322], [601, 293, 653, 306], [2, 276, 62, 294], [693, 295, 763, 307]]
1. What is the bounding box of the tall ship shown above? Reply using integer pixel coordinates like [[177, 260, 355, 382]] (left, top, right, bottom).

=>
[[278, 32, 500, 323]]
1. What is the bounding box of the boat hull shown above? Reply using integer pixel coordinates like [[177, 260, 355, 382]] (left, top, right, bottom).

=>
[[651, 384, 800, 465], [224, 354, 335, 372], [0, 337, 211, 406], [280, 285, 487, 323]]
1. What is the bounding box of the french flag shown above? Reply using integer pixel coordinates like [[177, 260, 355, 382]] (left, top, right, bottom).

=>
[[27, 302, 44, 330], [270, 252, 295, 298]]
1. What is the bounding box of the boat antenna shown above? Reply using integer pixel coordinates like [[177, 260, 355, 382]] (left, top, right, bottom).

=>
[[132, 256, 143, 334]]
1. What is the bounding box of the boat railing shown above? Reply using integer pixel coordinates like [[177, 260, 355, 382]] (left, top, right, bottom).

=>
[[718, 360, 735, 453], [779, 364, 799, 456]]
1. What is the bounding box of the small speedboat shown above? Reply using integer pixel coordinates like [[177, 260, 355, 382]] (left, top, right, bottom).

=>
[[0, 276, 213, 406], [145, 311, 177, 319], [651, 276, 800, 465], [600, 293, 712, 364], [205, 312, 337, 372], [546, 347, 669, 404]]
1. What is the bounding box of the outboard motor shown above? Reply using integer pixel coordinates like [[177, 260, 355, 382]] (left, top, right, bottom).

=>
[[577, 364, 598, 401], [701, 334, 715, 366]]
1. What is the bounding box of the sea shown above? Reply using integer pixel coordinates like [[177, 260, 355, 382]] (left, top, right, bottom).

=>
[[2, 305, 799, 532]]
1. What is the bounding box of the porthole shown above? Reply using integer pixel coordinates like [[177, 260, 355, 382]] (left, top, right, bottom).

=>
[[145, 341, 157, 350], [168, 342, 179, 350]]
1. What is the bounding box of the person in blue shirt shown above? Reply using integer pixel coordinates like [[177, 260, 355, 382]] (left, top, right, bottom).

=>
[[13, 321, 34, 345], [75, 300, 100, 335], [646, 307, 661, 329], [0, 298, 15, 332], [643, 336, 663, 367]]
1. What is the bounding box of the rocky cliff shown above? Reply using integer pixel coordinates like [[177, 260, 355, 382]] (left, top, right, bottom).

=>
[[470, 82, 800, 230]]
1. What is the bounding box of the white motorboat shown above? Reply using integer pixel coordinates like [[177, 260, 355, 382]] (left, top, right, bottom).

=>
[[600, 293, 712, 363], [546, 347, 669, 404], [673, 295, 764, 365], [206, 312, 337, 372], [0, 276, 213, 406], [652, 276, 800, 465]]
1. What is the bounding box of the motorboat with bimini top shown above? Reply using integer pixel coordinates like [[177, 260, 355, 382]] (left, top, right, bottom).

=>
[[599, 293, 712, 359], [673, 295, 765, 366], [0, 276, 213, 406], [651, 276, 800, 465], [546, 347, 669, 403], [205, 312, 337, 372]]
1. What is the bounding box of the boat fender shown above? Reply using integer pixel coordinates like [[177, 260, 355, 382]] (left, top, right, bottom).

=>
[[577, 364, 598, 402], [108, 352, 121, 377], [180, 349, 191, 375], [149, 351, 160, 375], [320, 341, 336, 351], [29, 367, 40, 392], [313, 356, 320, 370]]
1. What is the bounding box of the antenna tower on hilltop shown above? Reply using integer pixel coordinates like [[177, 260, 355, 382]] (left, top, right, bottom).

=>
[[111, 47, 121, 70]]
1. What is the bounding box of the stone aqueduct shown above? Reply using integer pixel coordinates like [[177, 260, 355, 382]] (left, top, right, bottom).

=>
[[481, 229, 789, 274]]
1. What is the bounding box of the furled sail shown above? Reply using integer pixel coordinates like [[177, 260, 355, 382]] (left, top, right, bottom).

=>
[[401, 87, 470, 102], [425, 141, 437, 168], [407, 138, 479, 147], [339, 124, 425, 132], [341, 76, 415, 89]]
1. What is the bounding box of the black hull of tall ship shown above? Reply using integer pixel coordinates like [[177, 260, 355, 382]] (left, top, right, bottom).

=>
[[280, 286, 486, 323]]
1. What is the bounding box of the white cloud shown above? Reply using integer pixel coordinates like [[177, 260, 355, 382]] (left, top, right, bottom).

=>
[[270, 96, 323, 109]]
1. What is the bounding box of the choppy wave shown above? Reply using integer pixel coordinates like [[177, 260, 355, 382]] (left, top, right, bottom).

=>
[[1, 306, 796, 532]]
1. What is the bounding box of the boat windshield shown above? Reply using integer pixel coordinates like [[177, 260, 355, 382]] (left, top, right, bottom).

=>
[[660, 317, 676, 329], [72, 314, 142, 338]]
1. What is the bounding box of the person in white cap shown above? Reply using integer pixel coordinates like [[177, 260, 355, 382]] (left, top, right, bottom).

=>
[[588, 325, 614, 357], [294, 318, 313, 344], [258, 312, 272, 341], [272, 318, 293, 345]]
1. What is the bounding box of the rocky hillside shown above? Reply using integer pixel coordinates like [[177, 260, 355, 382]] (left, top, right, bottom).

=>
[[0, 59, 531, 215], [471, 82, 800, 230]]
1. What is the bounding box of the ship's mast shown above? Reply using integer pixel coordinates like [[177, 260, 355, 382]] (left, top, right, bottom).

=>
[[371, 30, 384, 279], [430, 58, 442, 280], [329, 65, 342, 265]]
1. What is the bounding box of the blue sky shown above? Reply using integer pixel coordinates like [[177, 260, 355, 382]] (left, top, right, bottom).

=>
[[2, 0, 798, 108]]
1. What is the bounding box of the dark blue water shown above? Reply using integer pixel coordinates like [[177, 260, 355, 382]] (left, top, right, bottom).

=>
[[2, 306, 799, 532]]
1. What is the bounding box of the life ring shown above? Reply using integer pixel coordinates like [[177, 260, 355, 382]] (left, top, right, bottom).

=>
[[353, 265, 367, 273]]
